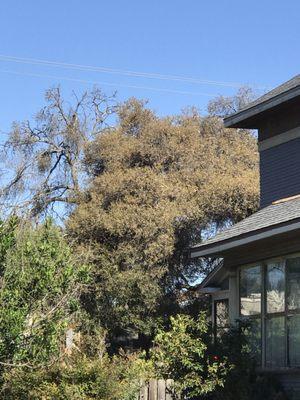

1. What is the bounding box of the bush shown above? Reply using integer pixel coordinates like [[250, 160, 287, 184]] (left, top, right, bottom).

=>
[[1, 325, 153, 400], [151, 315, 287, 400], [151, 313, 230, 398], [209, 321, 287, 400], [2, 352, 150, 400], [0, 219, 89, 368]]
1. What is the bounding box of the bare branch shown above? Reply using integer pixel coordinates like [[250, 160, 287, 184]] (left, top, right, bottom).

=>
[[0, 86, 116, 218]]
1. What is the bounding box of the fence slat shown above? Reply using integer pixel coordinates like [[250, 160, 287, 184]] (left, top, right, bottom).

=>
[[139, 379, 176, 400], [149, 379, 158, 400], [157, 379, 166, 400], [165, 379, 174, 400], [140, 379, 149, 400]]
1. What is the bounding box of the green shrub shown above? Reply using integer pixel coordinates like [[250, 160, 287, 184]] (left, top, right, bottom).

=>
[[2, 352, 150, 400], [151, 315, 287, 400], [151, 313, 230, 398], [206, 321, 287, 400], [0, 219, 89, 369]]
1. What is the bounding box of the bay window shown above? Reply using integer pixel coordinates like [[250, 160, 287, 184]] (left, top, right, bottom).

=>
[[239, 256, 300, 368]]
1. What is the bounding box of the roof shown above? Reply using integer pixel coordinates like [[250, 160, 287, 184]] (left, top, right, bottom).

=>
[[191, 196, 300, 258], [224, 75, 300, 129]]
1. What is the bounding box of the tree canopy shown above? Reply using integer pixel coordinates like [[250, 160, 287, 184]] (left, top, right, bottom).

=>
[[0, 87, 263, 399], [1, 87, 259, 337], [67, 97, 259, 335]]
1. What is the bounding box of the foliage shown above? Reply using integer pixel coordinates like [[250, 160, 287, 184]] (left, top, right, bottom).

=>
[[151, 313, 230, 398], [1, 329, 152, 400], [207, 321, 287, 400], [67, 97, 259, 336], [150, 315, 287, 400], [0, 219, 89, 369], [0, 88, 288, 399], [1, 87, 259, 341], [0, 219, 152, 399]]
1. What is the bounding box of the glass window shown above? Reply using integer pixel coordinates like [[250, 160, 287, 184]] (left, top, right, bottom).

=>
[[215, 299, 229, 328], [266, 262, 285, 313], [287, 257, 300, 311], [266, 315, 285, 367], [288, 314, 300, 367], [244, 318, 261, 364], [239, 256, 300, 368], [240, 266, 261, 316]]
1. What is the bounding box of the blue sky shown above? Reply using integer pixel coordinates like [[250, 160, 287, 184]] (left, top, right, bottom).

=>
[[0, 0, 299, 131]]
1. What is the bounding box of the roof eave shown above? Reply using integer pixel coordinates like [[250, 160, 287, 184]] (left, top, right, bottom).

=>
[[191, 219, 300, 258], [224, 86, 300, 129]]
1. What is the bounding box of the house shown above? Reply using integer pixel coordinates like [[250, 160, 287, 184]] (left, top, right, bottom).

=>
[[190, 75, 300, 391]]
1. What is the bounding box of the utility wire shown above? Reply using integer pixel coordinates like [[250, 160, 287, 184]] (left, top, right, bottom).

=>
[[0, 54, 268, 89], [0, 68, 216, 96]]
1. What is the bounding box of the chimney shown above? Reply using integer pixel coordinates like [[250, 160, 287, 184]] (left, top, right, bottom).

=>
[[224, 75, 300, 208]]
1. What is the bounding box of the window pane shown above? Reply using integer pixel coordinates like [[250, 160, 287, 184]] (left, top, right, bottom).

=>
[[240, 266, 261, 316], [266, 316, 285, 367], [287, 257, 300, 311], [266, 262, 285, 313], [244, 318, 261, 365], [215, 299, 229, 328], [288, 315, 300, 367], [214, 299, 229, 338]]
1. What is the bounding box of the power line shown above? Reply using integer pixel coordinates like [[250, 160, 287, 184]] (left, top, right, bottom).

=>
[[0, 68, 216, 96], [0, 54, 268, 89]]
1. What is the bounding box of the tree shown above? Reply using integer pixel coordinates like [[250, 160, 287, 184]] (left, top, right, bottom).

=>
[[207, 86, 257, 117], [0, 219, 88, 369], [67, 98, 259, 336], [1, 89, 259, 339], [1, 87, 116, 218], [0, 219, 152, 399]]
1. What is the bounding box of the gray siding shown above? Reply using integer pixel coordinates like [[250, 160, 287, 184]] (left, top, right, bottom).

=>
[[260, 137, 300, 207]]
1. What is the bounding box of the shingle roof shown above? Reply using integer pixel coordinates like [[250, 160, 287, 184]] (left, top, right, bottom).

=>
[[192, 196, 300, 253], [241, 75, 300, 111], [224, 75, 300, 128]]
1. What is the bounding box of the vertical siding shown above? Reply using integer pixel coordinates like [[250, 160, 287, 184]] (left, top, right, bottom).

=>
[[260, 137, 300, 208]]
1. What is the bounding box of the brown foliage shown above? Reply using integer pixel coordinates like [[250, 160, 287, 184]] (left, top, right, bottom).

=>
[[0, 87, 259, 335], [67, 98, 259, 334]]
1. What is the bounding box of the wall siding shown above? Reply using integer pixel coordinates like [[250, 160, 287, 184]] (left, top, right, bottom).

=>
[[260, 137, 300, 207]]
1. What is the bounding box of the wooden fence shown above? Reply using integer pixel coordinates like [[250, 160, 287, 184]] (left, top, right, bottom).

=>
[[138, 379, 177, 400]]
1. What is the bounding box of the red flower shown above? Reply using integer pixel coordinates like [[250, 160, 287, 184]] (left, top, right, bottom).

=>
[[212, 355, 219, 361]]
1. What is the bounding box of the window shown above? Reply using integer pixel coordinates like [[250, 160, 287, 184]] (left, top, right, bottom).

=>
[[287, 257, 300, 311], [266, 262, 284, 314], [287, 257, 300, 366], [239, 256, 300, 368], [266, 315, 285, 367], [265, 261, 285, 367], [239, 265, 262, 363], [240, 266, 261, 316], [214, 299, 229, 337]]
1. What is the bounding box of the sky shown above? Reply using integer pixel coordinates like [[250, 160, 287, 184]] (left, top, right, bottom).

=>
[[0, 0, 299, 132]]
